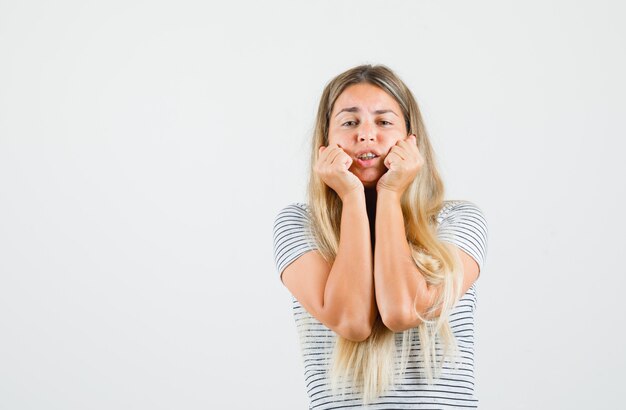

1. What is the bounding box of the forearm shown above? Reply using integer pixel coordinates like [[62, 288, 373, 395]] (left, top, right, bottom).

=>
[[374, 190, 431, 331], [323, 189, 377, 338]]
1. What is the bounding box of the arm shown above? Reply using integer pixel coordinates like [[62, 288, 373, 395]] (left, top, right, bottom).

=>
[[374, 190, 480, 332], [281, 190, 377, 342]]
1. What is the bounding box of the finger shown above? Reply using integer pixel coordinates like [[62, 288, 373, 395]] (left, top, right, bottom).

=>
[[340, 151, 353, 169], [389, 146, 407, 160], [399, 134, 416, 148], [319, 145, 338, 161], [328, 148, 347, 165], [398, 138, 418, 157], [398, 136, 415, 146], [408, 135, 419, 152], [318, 145, 327, 159], [394, 138, 410, 152], [385, 155, 396, 169], [384, 151, 401, 169], [338, 151, 353, 169]]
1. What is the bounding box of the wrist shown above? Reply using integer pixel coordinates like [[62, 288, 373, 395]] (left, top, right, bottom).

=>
[[340, 186, 365, 203], [377, 188, 403, 203]]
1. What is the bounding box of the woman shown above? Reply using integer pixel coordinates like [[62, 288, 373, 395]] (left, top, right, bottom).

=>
[[272, 64, 488, 409]]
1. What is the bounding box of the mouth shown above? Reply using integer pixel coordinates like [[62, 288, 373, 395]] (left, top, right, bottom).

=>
[[355, 151, 380, 160], [355, 156, 379, 167]]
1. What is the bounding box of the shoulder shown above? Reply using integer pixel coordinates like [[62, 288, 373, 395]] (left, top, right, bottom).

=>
[[436, 199, 489, 272], [436, 199, 486, 225], [272, 202, 318, 279], [273, 202, 312, 227], [272, 202, 316, 243]]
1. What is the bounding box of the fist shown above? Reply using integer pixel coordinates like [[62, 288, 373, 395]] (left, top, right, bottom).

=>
[[314, 144, 363, 200], [376, 134, 424, 195]]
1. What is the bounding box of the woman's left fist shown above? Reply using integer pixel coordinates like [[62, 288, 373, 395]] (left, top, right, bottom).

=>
[[376, 134, 424, 195]]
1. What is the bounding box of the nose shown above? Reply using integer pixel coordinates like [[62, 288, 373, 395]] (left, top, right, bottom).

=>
[[357, 122, 376, 141]]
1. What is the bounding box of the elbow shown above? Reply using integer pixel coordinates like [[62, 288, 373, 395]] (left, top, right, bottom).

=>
[[322, 303, 375, 342], [380, 313, 409, 333], [334, 317, 373, 342], [380, 304, 422, 333], [340, 324, 372, 342]]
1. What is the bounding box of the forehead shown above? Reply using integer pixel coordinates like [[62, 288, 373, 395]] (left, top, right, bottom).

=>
[[332, 83, 400, 114]]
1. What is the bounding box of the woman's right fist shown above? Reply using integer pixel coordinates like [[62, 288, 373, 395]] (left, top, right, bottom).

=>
[[314, 144, 363, 200]]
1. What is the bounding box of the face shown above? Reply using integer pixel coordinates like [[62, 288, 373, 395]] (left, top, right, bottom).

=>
[[328, 82, 408, 188]]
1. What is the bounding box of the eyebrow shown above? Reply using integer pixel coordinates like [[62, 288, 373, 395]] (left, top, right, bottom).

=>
[[334, 107, 399, 118]]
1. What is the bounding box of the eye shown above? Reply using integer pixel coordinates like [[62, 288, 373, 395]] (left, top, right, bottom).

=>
[[379, 120, 393, 126], [342, 120, 357, 127]]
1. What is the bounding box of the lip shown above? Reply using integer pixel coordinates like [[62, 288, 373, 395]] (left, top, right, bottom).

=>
[[355, 157, 379, 167]]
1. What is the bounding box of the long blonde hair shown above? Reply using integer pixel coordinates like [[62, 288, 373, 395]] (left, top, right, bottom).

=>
[[305, 64, 465, 404]]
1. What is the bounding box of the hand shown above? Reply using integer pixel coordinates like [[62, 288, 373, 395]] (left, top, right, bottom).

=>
[[315, 144, 364, 200], [376, 134, 424, 195]]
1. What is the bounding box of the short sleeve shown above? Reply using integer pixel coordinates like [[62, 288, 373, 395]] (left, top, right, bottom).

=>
[[272, 203, 319, 282], [436, 200, 488, 274]]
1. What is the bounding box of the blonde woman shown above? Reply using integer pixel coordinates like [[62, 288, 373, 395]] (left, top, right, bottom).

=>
[[272, 64, 488, 409]]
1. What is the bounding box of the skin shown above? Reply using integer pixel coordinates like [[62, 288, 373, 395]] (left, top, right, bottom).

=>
[[317, 82, 480, 332], [321, 82, 419, 196], [282, 82, 480, 340]]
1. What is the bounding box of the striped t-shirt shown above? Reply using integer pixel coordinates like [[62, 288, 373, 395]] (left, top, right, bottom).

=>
[[272, 200, 488, 409]]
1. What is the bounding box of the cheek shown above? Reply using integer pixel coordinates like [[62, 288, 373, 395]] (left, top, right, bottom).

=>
[[327, 131, 349, 146], [386, 135, 404, 149], [380, 139, 400, 155]]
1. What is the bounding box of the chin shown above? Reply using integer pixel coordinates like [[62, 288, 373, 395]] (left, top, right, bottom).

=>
[[361, 179, 378, 189], [354, 169, 382, 189]]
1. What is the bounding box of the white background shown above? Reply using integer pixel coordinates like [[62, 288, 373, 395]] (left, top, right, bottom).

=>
[[1, 1, 624, 409]]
